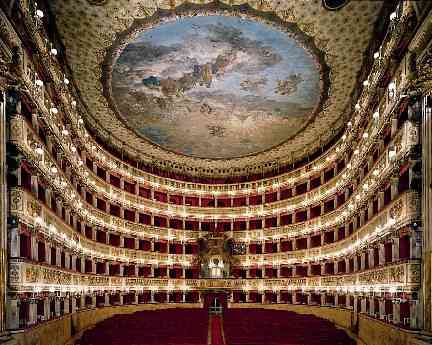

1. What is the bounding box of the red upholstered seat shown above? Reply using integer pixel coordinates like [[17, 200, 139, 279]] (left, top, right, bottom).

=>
[[77, 309, 208, 345], [223, 308, 355, 345]]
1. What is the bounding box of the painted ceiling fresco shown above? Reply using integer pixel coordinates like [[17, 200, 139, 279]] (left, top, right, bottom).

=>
[[111, 15, 322, 159]]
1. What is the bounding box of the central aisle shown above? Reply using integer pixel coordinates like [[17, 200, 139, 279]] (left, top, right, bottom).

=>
[[209, 315, 226, 345]]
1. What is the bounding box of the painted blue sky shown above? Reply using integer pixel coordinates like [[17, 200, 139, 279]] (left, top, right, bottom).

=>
[[111, 15, 322, 158]]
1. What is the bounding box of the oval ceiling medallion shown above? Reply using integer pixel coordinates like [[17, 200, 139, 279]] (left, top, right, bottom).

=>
[[107, 9, 328, 159]]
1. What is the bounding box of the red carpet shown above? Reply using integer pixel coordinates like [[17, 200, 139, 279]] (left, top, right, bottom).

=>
[[210, 315, 225, 345]]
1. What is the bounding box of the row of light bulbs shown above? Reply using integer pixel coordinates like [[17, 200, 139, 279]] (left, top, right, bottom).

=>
[[27, 107, 402, 225], [18, 280, 408, 295], [22, 122, 407, 254]]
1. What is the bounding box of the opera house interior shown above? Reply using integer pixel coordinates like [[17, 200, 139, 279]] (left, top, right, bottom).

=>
[[1, 0, 432, 344]]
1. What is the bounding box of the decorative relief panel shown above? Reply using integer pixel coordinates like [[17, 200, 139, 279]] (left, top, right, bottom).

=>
[[10, 260, 420, 292]]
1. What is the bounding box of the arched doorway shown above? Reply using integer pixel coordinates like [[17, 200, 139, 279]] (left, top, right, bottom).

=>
[[209, 297, 223, 314]]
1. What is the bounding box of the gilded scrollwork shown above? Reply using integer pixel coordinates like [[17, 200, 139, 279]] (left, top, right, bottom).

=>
[[390, 200, 403, 220], [9, 189, 23, 212], [9, 263, 21, 284]]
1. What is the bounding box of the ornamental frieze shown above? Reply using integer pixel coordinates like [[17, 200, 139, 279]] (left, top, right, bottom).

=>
[[407, 263, 421, 284], [42, 268, 71, 285], [358, 269, 386, 285], [388, 265, 406, 283], [25, 266, 39, 283], [10, 261, 421, 293]]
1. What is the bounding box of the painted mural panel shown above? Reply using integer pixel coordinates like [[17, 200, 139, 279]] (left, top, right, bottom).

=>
[[111, 15, 321, 159]]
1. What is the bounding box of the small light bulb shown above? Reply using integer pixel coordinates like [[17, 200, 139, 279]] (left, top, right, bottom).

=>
[[355, 103, 360, 110], [36, 9, 44, 18], [71, 146, 76, 153], [71, 100, 77, 107], [64, 78, 69, 85], [362, 132, 369, 139], [363, 80, 369, 87], [390, 12, 397, 21], [35, 79, 43, 87], [62, 129, 69, 136], [35, 147, 43, 155], [373, 111, 379, 120], [50, 48, 58, 56], [373, 52, 380, 59], [51, 167, 58, 174], [50, 107, 58, 114]]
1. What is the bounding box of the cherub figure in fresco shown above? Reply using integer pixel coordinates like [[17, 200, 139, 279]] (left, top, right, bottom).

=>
[[240, 77, 268, 92], [142, 50, 237, 100], [275, 74, 304, 96]]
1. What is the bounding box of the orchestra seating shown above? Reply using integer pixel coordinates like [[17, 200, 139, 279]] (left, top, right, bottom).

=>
[[76, 308, 355, 345], [223, 308, 355, 345], [77, 309, 208, 345]]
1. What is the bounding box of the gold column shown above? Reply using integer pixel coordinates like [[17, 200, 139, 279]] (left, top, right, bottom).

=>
[[0, 90, 7, 337], [422, 94, 432, 332]]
